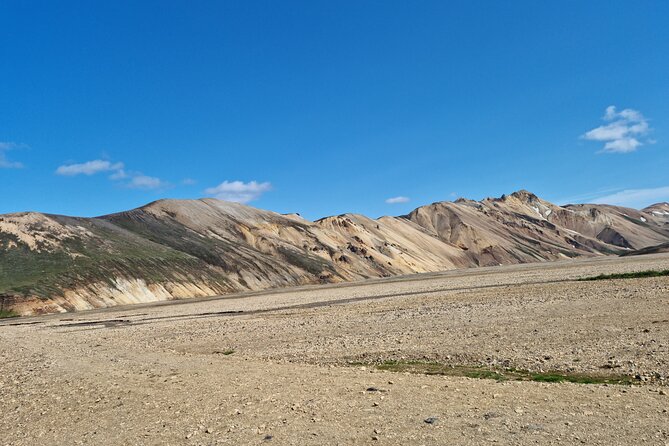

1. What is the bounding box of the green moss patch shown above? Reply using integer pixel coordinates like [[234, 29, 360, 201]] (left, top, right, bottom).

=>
[[373, 360, 636, 385]]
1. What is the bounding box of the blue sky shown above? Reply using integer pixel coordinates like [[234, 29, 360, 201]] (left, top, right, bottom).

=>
[[1, 1, 668, 219]]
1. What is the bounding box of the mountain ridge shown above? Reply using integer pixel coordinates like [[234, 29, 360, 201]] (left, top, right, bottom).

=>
[[2, 191, 669, 315]]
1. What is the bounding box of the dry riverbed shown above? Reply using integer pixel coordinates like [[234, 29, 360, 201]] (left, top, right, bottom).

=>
[[1, 254, 669, 445]]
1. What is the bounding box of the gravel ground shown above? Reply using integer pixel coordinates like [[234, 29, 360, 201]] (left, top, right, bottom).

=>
[[1, 253, 669, 445]]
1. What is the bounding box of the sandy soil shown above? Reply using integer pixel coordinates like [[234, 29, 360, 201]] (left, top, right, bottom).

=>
[[1, 254, 669, 445]]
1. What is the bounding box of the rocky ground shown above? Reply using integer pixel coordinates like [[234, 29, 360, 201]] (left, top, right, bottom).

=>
[[1, 253, 669, 445]]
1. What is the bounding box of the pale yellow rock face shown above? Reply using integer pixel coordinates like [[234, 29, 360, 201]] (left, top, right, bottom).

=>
[[12, 278, 226, 315]]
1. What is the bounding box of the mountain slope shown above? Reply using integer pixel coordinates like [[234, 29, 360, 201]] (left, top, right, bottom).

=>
[[2, 191, 668, 315], [621, 242, 669, 257], [403, 193, 578, 266], [643, 202, 669, 227], [0, 211, 234, 314]]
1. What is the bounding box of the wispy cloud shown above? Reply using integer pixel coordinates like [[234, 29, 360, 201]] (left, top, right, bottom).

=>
[[181, 178, 197, 185], [0, 142, 25, 168], [205, 180, 272, 203], [591, 186, 669, 209], [582, 106, 652, 153], [56, 159, 124, 176], [556, 187, 624, 205], [385, 196, 410, 204], [56, 158, 168, 190], [109, 169, 128, 180], [126, 174, 167, 190]]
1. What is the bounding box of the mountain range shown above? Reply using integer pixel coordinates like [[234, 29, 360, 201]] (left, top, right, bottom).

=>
[[2, 190, 668, 315]]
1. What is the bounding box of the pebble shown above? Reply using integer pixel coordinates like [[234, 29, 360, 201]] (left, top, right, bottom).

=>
[[522, 423, 545, 432]]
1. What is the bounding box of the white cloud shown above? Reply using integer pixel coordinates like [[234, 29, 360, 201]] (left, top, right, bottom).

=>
[[556, 187, 623, 205], [582, 106, 652, 153], [205, 180, 272, 203], [182, 178, 197, 185], [109, 169, 128, 180], [0, 142, 25, 168], [56, 159, 124, 176], [385, 196, 410, 204], [56, 158, 168, 190], [127, 174, 166, 190], [603, 138, 642, 153], [591, 186, 669, 208]]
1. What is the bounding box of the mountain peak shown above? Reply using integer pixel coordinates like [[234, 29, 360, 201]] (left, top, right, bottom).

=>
[[509, 190, 539, 201], [644, 202, 669, 209], [643, 202, 669, 217], [485, 190, 539, 204]]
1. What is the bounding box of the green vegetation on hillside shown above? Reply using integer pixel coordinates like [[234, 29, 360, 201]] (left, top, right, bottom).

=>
[[0, 220, 231, 300], [0, 309, 19, 318]]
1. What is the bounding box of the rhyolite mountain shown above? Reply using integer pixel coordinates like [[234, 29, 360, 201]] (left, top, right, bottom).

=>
[[2, 190, 669, 315]]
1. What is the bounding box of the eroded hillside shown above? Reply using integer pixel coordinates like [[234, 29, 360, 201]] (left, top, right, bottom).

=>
[[1, 191, 668, 315]]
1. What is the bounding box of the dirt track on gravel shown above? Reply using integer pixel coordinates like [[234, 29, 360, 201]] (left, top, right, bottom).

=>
[[2, 254, 669, 445]]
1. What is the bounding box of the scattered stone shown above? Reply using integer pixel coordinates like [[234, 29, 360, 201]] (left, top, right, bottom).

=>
[[424, 417, 439, 425]]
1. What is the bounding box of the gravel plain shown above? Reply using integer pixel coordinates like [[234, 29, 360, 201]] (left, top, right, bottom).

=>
[[1, 253, 669, 445]]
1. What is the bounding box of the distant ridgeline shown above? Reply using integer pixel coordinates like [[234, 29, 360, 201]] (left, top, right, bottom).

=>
[[1, 191, 668, 315]]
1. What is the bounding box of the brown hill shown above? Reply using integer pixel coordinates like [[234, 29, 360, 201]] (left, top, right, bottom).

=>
[[2, 191, 668, 315], [643, 202, 669, 228]]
